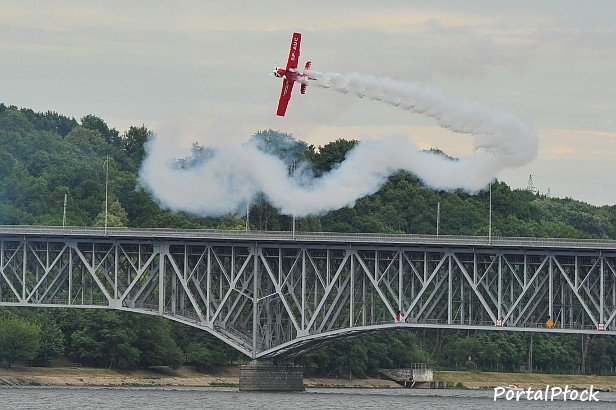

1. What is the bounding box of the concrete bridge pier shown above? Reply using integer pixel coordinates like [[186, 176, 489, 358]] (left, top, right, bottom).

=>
[[239, 360, 304, 391]]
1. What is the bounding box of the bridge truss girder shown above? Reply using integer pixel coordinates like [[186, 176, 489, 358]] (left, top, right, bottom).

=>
[[1, 236, 615, 358]]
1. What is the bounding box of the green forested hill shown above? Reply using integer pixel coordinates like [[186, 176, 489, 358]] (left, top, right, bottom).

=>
[[1, 103, 615, 375], [2, 103, 616, 237]]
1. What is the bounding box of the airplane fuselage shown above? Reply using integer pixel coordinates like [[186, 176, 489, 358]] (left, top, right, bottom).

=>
[[272, 32, 314, 116], [273, 67, 312, 85]]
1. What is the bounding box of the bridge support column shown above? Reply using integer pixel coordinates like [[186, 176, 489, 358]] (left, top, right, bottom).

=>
[[239, 360, 304, 392]]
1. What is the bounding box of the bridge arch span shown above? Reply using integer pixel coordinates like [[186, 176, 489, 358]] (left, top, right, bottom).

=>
[[1, 226, 615, 358]]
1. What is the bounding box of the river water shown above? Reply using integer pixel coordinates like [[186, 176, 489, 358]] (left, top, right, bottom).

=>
[[1, 386, 614, 409]]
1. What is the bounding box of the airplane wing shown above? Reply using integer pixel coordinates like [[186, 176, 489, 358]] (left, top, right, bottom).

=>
[[285, 32, 301, 70], [277, 78, 294, 116]]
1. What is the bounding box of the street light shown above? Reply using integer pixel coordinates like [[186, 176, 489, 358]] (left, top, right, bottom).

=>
[[62, 193, 67, 228], [436, 201, 440, 236], [488, 181, 492, 244], [104, 156, 109, 235], [291, 161, 296, 239]]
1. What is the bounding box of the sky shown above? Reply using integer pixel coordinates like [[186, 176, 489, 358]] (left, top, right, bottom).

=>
[[2, 1, 616, 206]]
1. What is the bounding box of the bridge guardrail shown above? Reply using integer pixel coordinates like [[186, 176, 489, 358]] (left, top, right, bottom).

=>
[[2, 225, 616, 251]]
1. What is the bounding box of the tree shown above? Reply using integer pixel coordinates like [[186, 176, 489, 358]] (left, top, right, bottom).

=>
[[132, 316, 184, 370], [94, 198, 129, 227], [2, 105, 77, 137], [34, 310, 65, 364], [0, 319, 40, 367], [296, 215, 322, 232], [299, 331, 432, 378], [122, 125, 153, 165], [69, 310, 140, 369], [70, 329, 104, 367], [216, 214, 247, 230], [585, 336, 614, 375], [303, 138, 359, 174], [249, 129, 308, 166], [442, 333, 481, 369], [0, 107, 35, 133], [178, 323, 243, 372], [186, 342, 226, 371], [185, 337, 240, 371], [81, 114, 120, 146], [64, 126, 109, 155], [532, 334, 578, 373]]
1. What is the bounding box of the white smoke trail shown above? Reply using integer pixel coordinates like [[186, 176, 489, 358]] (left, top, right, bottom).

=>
[[307, 70, 538, 169], [139, 72, 538, 217]]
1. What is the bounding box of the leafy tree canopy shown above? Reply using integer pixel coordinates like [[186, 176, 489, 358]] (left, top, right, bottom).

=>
[[0, 318, 40, 367], [81, 114, 120, 146]]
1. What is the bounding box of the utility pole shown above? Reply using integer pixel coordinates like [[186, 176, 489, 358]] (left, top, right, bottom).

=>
[[246, 200, 250, 232], [291, 161, 296, 239], [104, 156, 109, 235], [62, 194, 67, 228], [436, 202, 440, 236], [488, 182, 492, 244]]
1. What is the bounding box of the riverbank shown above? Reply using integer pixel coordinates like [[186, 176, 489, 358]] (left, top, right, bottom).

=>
[[0, 366, 238, 388], [0, 365, 399, 388], [1, 366, 615, 391], [435, 370, 616, 392]]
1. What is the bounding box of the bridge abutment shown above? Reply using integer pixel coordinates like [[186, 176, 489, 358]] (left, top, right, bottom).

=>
[[239, 360, 304, 392]]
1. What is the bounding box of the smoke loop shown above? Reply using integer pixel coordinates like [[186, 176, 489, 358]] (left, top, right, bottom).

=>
[[140, 72, 538, 217]]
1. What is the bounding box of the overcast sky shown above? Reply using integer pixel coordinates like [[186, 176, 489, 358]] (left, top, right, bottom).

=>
[[2, 1, 615, 206]]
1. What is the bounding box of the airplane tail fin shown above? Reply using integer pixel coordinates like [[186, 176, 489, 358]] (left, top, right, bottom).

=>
[[301, 62, 311, 94]]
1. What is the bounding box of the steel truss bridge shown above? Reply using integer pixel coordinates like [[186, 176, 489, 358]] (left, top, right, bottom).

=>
[[0, 226, 615, 359]]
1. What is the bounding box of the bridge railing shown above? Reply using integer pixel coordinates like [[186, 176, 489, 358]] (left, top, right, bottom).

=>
[[2, 225, 616, 250]]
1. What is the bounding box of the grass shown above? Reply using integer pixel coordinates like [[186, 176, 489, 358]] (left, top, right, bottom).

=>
[[435, 370, 616, 391]]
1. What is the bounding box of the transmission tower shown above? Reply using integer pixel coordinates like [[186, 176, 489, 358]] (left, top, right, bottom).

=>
[[527, 175, 537, 193]]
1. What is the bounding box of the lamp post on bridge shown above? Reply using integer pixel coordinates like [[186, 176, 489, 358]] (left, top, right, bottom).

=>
[[62, 193, 67, 228], [489, 181, 492, 244], [104, 156, 109, 235], [291, 161, 296, 239], [436, 201, 440, 237]]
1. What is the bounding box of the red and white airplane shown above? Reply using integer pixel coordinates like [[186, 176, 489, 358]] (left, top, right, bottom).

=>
[[272, 32, 314, 116]]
